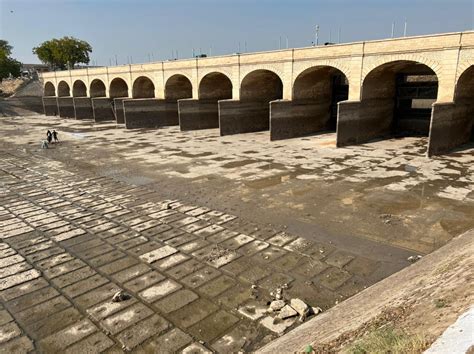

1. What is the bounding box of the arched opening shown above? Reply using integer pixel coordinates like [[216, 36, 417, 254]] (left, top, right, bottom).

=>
[[454, 65, 474, 143], [241, 69, 283, 102], [109, 78, 129, 98], [132, 76, 155, 98], [44, 82, 56, 96], [90, 79, 106, 98], [362, 60, 438, 137], [165, 74, 192, 101], [293, 66, 349, 131], [199, 72, 232, 100], [72, 80, 87, 97], [57, 81, 71, 97]]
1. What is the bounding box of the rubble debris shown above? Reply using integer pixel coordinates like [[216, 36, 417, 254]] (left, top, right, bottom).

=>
[[290, 298, 310, 317], [111, 290, 131, 302], [278, 305, 298, 319], [269, 300, 285, 311], [407, 255, 423, 263]]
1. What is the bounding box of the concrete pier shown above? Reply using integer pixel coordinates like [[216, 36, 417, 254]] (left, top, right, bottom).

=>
[[42, 97, 58, 116], [123, 99, 179, 129], [218, 100, 270, 136], [92, 98, 115, 122], [73, 97, 93, 120], [178, 99, 220, 130], [57, 97, 75, 118], [113, 98, 127, 124], [270, 99, 334, 140]]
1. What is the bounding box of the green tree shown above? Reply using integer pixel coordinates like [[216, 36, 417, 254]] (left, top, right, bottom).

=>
[[33, 36, 92, 70], [0, 40, 21, 81]]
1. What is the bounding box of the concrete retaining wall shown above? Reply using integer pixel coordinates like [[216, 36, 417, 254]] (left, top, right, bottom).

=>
[[428, 101, 474, 156], [57, 97, 75, 118], [123, 99, 179, 129], [337, 99, 393, 146], [178, 99, 219, 131], [218, 100, 270, 136], [73, 97, 93, 120], [113, 98, 127, 124], [92, 98, 115, 122], [43, 97, 58, 116], [270, 99, 332, 140], [3, 97, 43, 114]]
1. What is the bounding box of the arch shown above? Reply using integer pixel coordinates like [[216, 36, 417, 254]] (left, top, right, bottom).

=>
[[109, 77, 129, 98], [57, 81, 71, 97], [362, 60, 438, 136], [455, 65, 474, 102], [454, 65, 474, 141], [44, 82, 56, 96], [165, 74, 192, 100], [132, 76, 155, 98], [90, 79, 106, 98], [292, 65, 349, 131], [72, 80, 87, 97], [240, 69, 283, 102], [198, 72, 232, 100]]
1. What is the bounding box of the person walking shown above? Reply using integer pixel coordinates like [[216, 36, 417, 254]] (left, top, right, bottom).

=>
[[46, 130, 52, 144], [52, 130, 59, 143]]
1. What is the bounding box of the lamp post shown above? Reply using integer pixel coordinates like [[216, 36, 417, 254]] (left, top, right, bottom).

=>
[[315, 25, 320, 46]]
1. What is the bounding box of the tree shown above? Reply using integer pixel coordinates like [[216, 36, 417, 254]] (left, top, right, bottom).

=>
[[33, 37, 92, 70], [0, 40, 21, 81]]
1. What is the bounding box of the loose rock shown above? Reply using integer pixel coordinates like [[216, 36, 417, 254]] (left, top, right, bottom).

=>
[[290, 298, 310, 317], [269, 300, 285, 311], [407, 255, 422, 263], [112, 290, 131, 302], [279, 305, 298, 319]]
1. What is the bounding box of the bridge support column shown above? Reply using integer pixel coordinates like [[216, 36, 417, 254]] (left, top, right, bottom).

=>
[[427, 102, 474, 156], [92, 98, 115, 122], [218, 100, 270, 136], [57, 97, 75, 118], [336, 100, 393, 146], [270, 99, 334, 140], [113, 98, 127, 124], [178, 99, 219, 131], [42, 97, 58, 116], [123, 99, 179, 129], [73, 98, 93, 120]]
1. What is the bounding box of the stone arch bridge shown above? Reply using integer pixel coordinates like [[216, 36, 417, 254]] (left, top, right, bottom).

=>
[[41, 31, 474, 156]]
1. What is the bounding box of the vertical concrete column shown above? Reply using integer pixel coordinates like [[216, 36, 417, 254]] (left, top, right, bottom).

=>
[[155, 63, 165, 99], [192, 59, 199, 99], [282, 58, 293, 100], [232, 58, 241, 100], [43, 97, 58, 116]]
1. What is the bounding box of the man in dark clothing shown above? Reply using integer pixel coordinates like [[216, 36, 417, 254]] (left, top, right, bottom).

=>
[[46, 130, 52, 144], [52, 130, 59, 143]]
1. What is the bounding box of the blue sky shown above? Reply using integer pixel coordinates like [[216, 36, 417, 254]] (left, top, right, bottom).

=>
[[1, 0, 473, 65]]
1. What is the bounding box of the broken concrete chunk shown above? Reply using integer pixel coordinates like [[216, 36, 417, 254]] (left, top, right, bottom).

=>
[[407, 255, 422, 263], [290, 298, 310, 316], [312, 306, 323, 315], [112, 290, 131, 302], [278, 305, 298, 319], [269, 300, 285, 311]]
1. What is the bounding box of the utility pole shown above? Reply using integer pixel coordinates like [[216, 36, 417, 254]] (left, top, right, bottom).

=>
[[244, 41, 247, 52], [115, 54, 118, 65], [329, 29, 332, 43], [391, 22, 395, 38], [279, 36, 282, 50], [315, 25, 320, 46], [286, 37, 289, 49], [238, 42, 241, 53], [338, 27, 341, 43], [404, 18, 408, 36]]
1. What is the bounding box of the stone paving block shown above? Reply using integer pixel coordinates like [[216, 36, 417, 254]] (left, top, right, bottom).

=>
[[87, 298, 137, 322], [182, 342, 213, 353], [188, 310, 239, 343], [111, 263, 151, 283], [124, 271, 166, 293], [25, 307, 82, 340], [169, 298, 219, 328], [139, 245, 177, 263], [130, 219, 162, 232], [88, 250, 126, 267], [217, 284, 254, 309], [0, 248, 17, 259], [154, 228, 185, 242], [26, 247, 64, 263], [69, 239, 105, 253], [51, 267, 96, 288], [98, 256, 139, 275], [180, 220, 211, 233], [51, 228, 86, 242], [74, 282, 121, 309], [100, 303, 153, 335], [63, 331, 114, 354], [116, 314, 171, 351], [36, 253, 75, 270], [251, 246, 287, 265], [212, 320, 267, 352], [20, 241, 54, 255], [258, 272, 294, 291], [43, 258, 86, 279], [116, 236, 149, 250], [181, 266, 221, 288], [270, 252, 303, 270], [238, 265, 271, 284], [219, 234, 255, 250], [139, 279, 182, 302], [154, 288, 199, 314], [0, 262, 32, 279], [0, 321, 22, 344], [0, 254, 24, 268], [238, 240, 270, 256], [260, 315, 296, 335], [62, 274, 109, 298], [137, 328, 192, 353], [197, 275, 236, 298], [343, 256, 379, 277], [292, 257, 329, 278], [193, 224, 225, 238], [324, 250, 356, 268], [206, 229, 240, 244], [165, 259, 205, 279], [79, 244, 116, 259], [178, 239, 210, 253], [314, 266, 353, 291], [220, 257, 250, 276], [0, 277, 49, 302], [0, 310, 13, 326], [60, 234, 96, 247], [267, 232, 298, 247], [0, 269, 41, 290], [128, 241, 166, 257], [152, 253, 189, 270], [0, 335, 34, 353], [16, 295, 71, 324], [7, 286, 59, 313]]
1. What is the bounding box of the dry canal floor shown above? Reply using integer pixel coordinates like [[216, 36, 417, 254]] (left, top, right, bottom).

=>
[[0, 115, 473, 352]]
